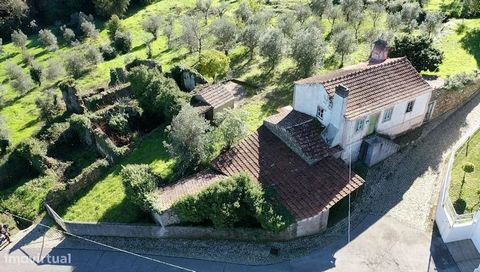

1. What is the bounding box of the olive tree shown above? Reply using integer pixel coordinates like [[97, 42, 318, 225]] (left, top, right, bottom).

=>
[[81, 20, 99, 39], [326, 5, 343, 33], [294, 5, 312, 23], [278, 13, 297, 38], [106, 15, 124, 40], [215, 109, 248, 149], [181, 15, 205, 55], [211, 17, 237, 55], [35, 89, 63, 122], [45, 59, 65, 81], [196, 0, 213, 24], [341, 0, 364, 22], [84, 45, 103, 64], [64, 51, 89, 78], [164, 15, 175, 49], [239, 23, 261, 59], [332, 29, 357, 67], [421, 12, 445, 37], [235, 1, 252, 23], [164, 104, 214, 175], [5, 62, 33, 93], [291, 25, 326, 76], [259, 28, 285, 70], [310, 0, 333, 18], [387, 12, 402, 32], [61, 26, 76, 45], [38, 29, 58, 51], [368, 3, 385, 28], [11, 29, 28, 49], [142, 14, 162, 40], [113, 30, 132, 54], [400, 2, 421, 24]]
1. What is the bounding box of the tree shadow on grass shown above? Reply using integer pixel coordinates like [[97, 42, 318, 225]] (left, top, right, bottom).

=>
[[0, 52, 18, 63], [460, 28, 480, 69]]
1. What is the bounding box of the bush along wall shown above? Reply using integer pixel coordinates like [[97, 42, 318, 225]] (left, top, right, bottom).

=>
[[172, 173, 294, 233]]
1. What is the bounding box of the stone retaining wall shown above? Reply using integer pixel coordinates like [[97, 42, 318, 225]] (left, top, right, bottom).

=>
[[430, 79, 480, 121], [45, 204, 297, 241]]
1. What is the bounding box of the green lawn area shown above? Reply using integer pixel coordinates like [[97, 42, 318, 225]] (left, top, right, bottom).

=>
[[449, 129, 480, 214]]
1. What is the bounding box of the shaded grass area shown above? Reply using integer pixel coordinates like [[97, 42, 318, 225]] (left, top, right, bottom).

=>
[[449, 129, 480, 214], [58, 127, 174, 223]]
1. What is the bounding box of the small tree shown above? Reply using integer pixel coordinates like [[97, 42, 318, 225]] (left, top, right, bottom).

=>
[[61, 27, 76, 45], [181, 15, 204, 55], [341, 0, 364, 22], [197, 50, 230, 80], [84, 45, 104, 64], [326, 5, 343, 33], [310, 0, 333, 18], [349, 11, 364, 40], [35, 89, 63, 122], [120, 164, 159, 212], [215, 109, 248, 149], [108, 112, 129, 133], [239, 23, 261, 59], [0, 116, 11, 155], [81, 20, 99, 39], [332, 29, 357, 67], [113, 30, 132, 54], [401, 2, 421, 24], [164, 104, 214, 175], [235, 1, 252, 23], [45, 59, 65, 81], [259, 28, 285, 70], [163, 15, 175, 49], [30, 62, 44, 86], [5, 62, 33, 93], [93, 0, 131, 17], [196, 0, 213, 24], [387, 12, 402, 32], [294, 5, 312, 24], [38, 29, 58, 51], [291, 25, 326, 76], [278, 13, 297, 39], [64, 51, 89, 78], [11, 29, 28, 49], [421, 12, 445, 37], [106, 15, 124, 41], [142, 14, 162, 40], [211, 17, 237, 55], [390, 35, 444, 72], [368, 3, 385, 28]]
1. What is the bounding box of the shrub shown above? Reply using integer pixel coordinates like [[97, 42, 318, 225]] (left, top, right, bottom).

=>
[[15, 138, 48, 173], [106, 14, 124, 40], [35, 89, 63, 122], [84, 45, 104, 65], [164, 104, 213, 175], [215, 109, 248, 149], [390, 35, 444, 72], [11, 30, 28, 49], [100, 44, 118, 60], [81, 20, 99, 39], [61, 27, 76, 45], [30, 62, 44, 86], [444, 71, 479, 92], [462, 162, 475, 173], [45, 59, 65, 81], [128, 65, 187, 121], [172, 173, 294, 232], [38, 29, 59, 51], [64, 51, 89, 78], [196, 50, 230, 80], [108, 112, 129, 133], [5, 62, 34, 94], [113, 30, 132, 54], [69, 114, 92, 132], [120, 164, 160, 212]]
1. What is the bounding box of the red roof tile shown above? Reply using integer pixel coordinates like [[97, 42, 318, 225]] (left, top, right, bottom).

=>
[[294, 57, 433, 119], [211, 126, 365, 220]]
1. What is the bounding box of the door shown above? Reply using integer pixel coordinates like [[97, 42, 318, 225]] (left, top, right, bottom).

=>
[[367, 113, 380, 135]]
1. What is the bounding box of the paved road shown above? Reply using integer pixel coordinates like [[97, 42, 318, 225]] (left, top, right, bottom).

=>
[[2, 93, 480, 272]]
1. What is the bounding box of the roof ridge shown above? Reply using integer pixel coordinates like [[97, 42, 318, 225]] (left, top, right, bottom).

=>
[[321, 57, 407, 85]]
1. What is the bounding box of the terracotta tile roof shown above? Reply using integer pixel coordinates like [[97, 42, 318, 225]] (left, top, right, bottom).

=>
[[265, 108, 342, 163], [211, 126, 365, 220], [154, 169, 225, 212], [194, 84, 235, 108], [294, 57, 433, 119]]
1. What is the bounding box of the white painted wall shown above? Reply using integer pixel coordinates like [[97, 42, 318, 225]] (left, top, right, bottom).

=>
[[293, 83, 332, 126]]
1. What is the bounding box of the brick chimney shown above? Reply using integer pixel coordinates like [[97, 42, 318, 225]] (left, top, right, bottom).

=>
[[369, 39, 389, 64]]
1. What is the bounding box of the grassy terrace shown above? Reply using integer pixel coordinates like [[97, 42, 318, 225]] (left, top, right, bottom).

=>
[[2, 0, 480, 223], [449, 130, 480, 214]]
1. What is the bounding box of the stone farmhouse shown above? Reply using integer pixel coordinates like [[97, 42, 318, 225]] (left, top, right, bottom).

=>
[[153, 40, 436, 237], [293, 40, 434, 165]]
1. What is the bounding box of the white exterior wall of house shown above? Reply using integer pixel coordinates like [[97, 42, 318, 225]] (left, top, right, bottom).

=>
[[293, 83, 333, 126]]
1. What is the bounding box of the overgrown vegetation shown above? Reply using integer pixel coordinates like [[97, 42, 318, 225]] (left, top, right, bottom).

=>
[[172, 172, 294, 232], [120, 164, 161, 212]]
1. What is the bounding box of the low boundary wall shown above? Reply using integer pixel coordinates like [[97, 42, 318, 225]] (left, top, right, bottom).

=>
[[45, 204, 297, 241]]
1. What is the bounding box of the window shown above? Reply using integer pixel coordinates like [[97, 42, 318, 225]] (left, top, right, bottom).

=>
[[406, 100, 415, 113], [383, 107, 393, 122], [316, 106, 325, 120], [355, 118, 365, 132]]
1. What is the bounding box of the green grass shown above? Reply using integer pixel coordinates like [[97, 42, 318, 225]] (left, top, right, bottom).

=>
[[59, 127, 174, 223], [425, 0, 451, 11], [449, 129, 480, 214]]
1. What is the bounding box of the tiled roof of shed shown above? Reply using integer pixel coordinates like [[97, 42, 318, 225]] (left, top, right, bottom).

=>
[[195, 84, 235, 108], [294, 57, 433, 119], [211, 126, 365, 220]]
